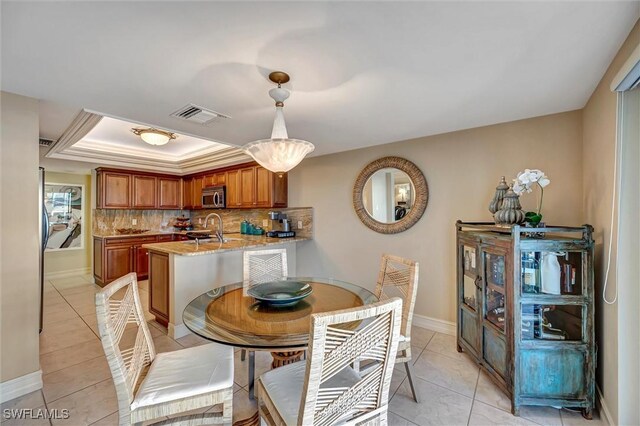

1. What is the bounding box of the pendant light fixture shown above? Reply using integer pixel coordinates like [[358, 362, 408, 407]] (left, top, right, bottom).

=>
[[132, 128, 177, 146], [243, 71, 314, 176]]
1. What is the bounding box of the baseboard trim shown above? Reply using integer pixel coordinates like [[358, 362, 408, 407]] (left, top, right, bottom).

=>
[[45, 267, 91, 280], [0, 370, 43, 404], [596, 384, 614, 426], [412, 314, 456, 336], [169, 323, 190, 340]]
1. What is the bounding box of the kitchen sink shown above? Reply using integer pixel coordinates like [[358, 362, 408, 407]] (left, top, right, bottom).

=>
[[181, 237, 243, 245]]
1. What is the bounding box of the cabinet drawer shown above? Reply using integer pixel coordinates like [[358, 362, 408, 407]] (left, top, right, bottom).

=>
[[105, 236, 157, 246]]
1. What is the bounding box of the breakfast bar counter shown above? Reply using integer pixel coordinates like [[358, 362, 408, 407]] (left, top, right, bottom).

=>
[[141, 234, 310, 339]]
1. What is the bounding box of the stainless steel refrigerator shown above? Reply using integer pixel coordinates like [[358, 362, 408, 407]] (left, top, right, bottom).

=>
[[39, 167, 49, 333]]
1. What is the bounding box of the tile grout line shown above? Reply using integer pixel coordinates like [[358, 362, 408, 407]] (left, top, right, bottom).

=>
[[88, 410, 118, 426], [45, 377, 113, 406], [466, 367, 481, 426]]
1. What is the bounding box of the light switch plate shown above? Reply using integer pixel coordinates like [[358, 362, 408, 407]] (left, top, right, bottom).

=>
[[263, 219, 268, 227], [132, 218, 137, 225], [298, 220, 303, 229]]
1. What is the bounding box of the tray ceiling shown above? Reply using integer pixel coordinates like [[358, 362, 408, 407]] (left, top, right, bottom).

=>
[[3, 2, 639, 164]]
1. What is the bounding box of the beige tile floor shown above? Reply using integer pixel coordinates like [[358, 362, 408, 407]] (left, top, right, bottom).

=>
[[2, 274, 604, 426]]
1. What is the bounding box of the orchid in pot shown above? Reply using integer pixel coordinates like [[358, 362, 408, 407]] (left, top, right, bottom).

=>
[[512, 169, 550, 226]]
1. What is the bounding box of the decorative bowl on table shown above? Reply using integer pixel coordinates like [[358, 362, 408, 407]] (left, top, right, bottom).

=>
[[247, 280, 313, 307]]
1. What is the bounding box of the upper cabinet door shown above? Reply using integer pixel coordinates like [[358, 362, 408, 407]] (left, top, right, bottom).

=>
[[255, 167, 272, 207], [182, 178, 193, 209], [192, 177, 204, 209], [272, 172, 288, 207], [132, 175, 157, 208], [158, 177, 181, 209], [102, 172, 131, 208], [226, 170, 241, 207], [239, 167, 256, 207]]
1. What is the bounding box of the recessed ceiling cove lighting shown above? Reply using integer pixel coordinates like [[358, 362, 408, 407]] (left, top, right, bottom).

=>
[[131, 128, 177, 146]]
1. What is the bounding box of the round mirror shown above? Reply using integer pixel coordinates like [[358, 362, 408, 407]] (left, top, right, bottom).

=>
[[353, 157, 428, 234]]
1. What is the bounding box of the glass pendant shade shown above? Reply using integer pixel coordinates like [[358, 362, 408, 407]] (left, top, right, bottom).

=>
[[244, 75, 314, 175], [141, 132, 170, 146], [132, 128, 176, 146]]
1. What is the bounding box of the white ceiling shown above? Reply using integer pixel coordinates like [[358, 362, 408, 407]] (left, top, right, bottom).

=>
[[3, 2, 639, 166]]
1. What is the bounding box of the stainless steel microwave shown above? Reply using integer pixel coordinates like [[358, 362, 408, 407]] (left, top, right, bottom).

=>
[[202, 185, 225, 208]]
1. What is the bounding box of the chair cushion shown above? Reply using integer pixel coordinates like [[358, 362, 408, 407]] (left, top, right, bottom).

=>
[[259, 361, 361, 425], [131, 342, 233, 410]]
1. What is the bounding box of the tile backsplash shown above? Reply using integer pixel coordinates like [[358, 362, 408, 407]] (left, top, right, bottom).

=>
[[93, 207, 313, 238]]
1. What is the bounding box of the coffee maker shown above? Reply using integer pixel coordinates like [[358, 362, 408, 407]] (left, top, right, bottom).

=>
[[267, 211, 295, 238]]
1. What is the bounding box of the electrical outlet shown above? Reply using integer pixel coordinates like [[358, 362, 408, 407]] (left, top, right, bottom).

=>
[[198, 218, 202, 224], [263, 219, 268, 227], [298, 220, 303, 229], [132, 218, 137, 225]]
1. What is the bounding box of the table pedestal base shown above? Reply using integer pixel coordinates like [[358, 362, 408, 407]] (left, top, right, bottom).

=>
[[270, 350, 304, 369]]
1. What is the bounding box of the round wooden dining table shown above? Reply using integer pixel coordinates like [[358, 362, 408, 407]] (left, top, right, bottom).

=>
[[182, 277, 378, 417]]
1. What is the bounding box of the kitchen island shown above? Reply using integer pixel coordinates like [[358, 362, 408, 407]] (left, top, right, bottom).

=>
[[142, 234, 310, 339]]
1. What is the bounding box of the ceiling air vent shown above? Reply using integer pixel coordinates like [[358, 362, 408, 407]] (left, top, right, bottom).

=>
[[170, 104, 230, 125], [39, 138, 55, 147]]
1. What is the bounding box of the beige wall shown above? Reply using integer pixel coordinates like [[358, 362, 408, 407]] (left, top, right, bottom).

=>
[[289, 110, 583, 323], [582, 18, 639, 425], [0, 92, 41, 383], [44, 172, 92, 276]]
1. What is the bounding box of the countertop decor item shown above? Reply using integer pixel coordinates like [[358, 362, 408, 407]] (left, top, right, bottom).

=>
[[455, 222, 595, 419], [243, 71, 314, 176], [247, 280, 313, 307], [489, 176, 509, 215], [493, 184, 525, 225], [512, 169, 550, 226]]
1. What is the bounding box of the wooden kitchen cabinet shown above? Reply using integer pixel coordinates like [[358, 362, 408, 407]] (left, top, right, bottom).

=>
[[132, 175, 157, 208], [204, 172, 226, 187], [104, 244, 133, 283], [192, 176, 204, 209], [98, 171, 131, 208], [226, 170, 241, 207], [94, 235, 164, 286], [158, 177, 181, 209], [225, 165, 288, 209], [182, 178, 193, 209], [148, 251, 169, 326]]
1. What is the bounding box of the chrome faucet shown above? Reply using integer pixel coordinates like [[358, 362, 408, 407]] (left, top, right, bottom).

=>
[[203, 213, 224, 242]]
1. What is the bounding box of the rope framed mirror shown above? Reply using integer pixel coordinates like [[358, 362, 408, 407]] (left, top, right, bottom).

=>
[[353, 156, 429, 234]]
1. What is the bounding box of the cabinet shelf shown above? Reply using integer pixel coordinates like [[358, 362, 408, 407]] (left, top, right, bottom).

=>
[[456, 222, 595, 418]]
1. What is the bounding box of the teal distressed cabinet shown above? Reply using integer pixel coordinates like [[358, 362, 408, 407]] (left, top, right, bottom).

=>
[[456, 222, 595, 419]]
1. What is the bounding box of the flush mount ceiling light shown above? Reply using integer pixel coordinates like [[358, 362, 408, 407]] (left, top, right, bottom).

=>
[[243, 71, 314, 176], [131, 127, 177, 146]]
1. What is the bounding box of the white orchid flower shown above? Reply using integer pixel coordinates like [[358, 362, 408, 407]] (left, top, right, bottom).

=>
[[512, 168, 550, 217], [538, 176, 550, 187]]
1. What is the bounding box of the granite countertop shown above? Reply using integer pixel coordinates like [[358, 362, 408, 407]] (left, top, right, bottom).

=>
[[141, 234, 310, 256], [93, 230, 207, 239]]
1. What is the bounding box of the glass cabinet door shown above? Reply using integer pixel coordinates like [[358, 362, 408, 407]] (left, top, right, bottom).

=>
[[521, 251, 583, 296], [462, 245, 478, 310], [484, 252, 506, 331]]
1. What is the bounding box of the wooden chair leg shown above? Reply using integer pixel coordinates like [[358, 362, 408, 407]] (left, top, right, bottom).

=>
[[404, 361, 420, 403]]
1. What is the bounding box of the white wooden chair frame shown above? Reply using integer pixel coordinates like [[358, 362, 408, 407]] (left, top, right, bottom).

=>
[[257, 297, 403, 426], [374, 254, 420, 402], [95, 272, 233, 425]]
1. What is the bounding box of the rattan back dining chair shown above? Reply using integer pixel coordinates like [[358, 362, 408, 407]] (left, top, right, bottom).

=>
[[96, 272, 234, 426], [243, 248, 288, 289], [257, 297, 403, 426], [241, 248, 288, 362], [374, 254, 420, 402]]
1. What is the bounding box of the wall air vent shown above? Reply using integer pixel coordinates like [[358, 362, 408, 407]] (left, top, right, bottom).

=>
[[39, 138, 55, 147], [170, 104, 231, 125]]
